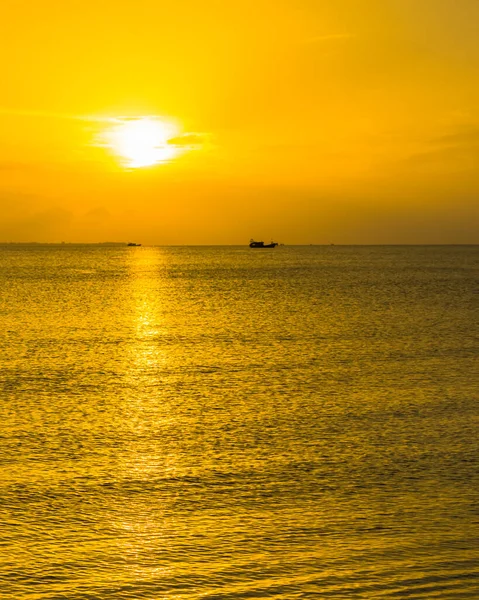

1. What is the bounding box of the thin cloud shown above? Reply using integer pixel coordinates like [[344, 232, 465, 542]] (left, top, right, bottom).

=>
[[433, 129, 479, 146], [399, 126, 479, 169], [167, 133, 207, 147], [107, 116, 153, 123], [0, 107, 155, 125]]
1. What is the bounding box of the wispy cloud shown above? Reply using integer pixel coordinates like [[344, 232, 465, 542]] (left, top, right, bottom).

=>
[[167, 133, 208, 147], [0, 111, 209, 146], [432, 128, 479, 146], [0, 107, 155, 124]]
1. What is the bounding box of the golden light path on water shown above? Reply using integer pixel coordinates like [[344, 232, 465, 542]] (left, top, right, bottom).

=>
[[123, 245, 173, 473], [110, 248, 173, 584]]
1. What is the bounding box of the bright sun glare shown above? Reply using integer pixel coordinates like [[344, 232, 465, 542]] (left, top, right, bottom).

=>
[[106, 117, 180, 168]]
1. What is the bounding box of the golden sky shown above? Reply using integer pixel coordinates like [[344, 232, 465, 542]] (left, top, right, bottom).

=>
[[1, 0, 478, 243]]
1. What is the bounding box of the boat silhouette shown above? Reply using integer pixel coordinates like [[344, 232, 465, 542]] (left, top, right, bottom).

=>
[[249, 239, 278, 248]]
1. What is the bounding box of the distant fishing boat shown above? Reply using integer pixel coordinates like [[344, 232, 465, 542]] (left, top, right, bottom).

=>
[[127, 242, 141, 247], [249, 239, 278, 248]]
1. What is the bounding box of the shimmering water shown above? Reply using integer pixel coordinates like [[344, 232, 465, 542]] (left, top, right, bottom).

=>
[[1, 244, 478, 599]]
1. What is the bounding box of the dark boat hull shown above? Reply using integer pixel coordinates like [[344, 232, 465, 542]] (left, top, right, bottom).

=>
[[249, 240, 278, 248]]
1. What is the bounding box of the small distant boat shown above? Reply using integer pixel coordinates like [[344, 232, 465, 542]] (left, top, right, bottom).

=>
[[249, 239, 278, 248], [127, 242, 141, 247]]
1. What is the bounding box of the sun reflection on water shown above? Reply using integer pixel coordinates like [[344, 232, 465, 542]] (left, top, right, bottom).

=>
[[119, 246, 178, 480], [108, 247, 180, 584]]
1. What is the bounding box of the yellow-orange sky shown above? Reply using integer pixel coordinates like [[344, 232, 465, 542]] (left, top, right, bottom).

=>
[[1, 0, 478, 244]]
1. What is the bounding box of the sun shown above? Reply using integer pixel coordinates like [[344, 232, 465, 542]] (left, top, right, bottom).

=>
[[105, 117, 181, 168]]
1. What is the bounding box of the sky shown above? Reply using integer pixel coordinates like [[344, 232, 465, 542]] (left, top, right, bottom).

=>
[[1, 0, 478, 244]]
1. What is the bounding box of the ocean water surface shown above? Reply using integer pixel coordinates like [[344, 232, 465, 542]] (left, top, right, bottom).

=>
[[0, 244, 478, 599]]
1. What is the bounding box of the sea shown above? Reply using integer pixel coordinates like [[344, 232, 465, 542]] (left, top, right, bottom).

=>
[[0, 244, 478, 600]]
